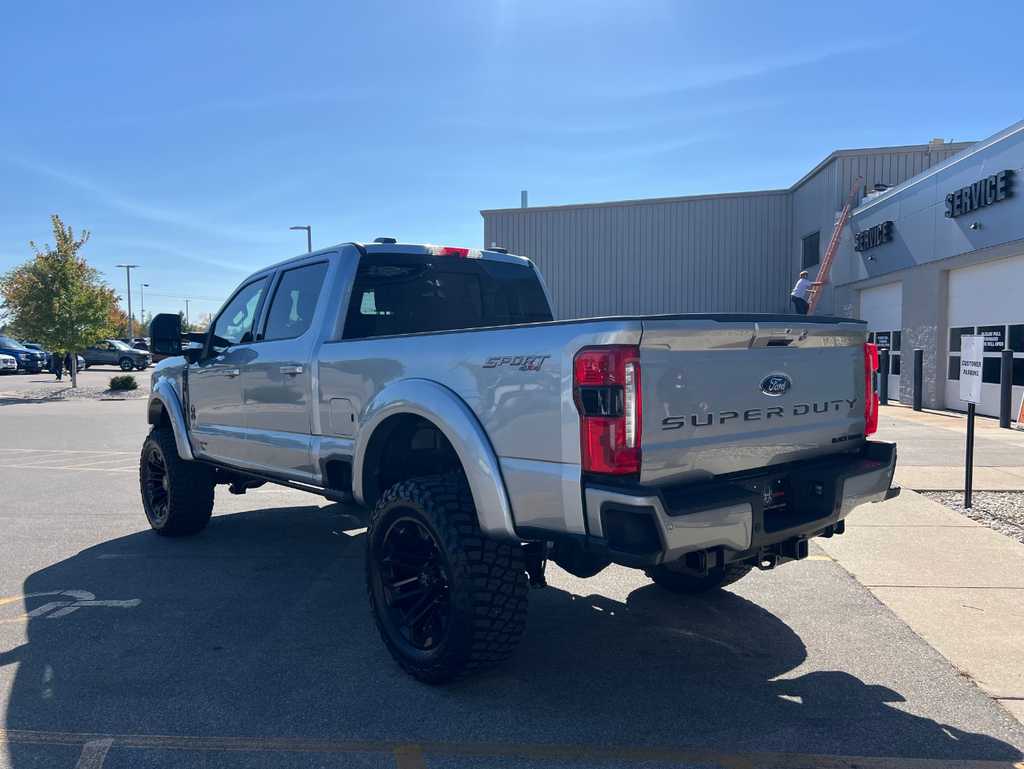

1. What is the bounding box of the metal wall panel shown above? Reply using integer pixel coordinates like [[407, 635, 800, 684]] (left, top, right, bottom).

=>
[[484, 192, 792, 320], [482, 144, 975, 322], [791, 159, 838, 313]]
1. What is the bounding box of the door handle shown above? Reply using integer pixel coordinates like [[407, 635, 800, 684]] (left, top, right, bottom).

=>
[[280, 364, 303, 375], [222, 368, 240, 377]]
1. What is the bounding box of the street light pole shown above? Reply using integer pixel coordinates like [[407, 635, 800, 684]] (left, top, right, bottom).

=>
[[140, 284, 149, 326], [290, 225, 312, 253], [116, 264, 140, 341], [184, 299, 191, 330]]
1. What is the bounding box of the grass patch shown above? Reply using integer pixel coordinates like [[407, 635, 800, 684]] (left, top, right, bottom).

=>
[[108, 374, 139, 391]]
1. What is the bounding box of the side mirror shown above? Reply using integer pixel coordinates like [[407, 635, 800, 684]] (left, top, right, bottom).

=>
[[150, 313, 183, 357]]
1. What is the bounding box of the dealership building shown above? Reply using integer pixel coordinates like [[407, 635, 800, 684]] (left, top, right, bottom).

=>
[[481, 119, 1024, 418]]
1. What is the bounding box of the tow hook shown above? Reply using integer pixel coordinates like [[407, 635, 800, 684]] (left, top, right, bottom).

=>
[[757, 553, 778, 571]]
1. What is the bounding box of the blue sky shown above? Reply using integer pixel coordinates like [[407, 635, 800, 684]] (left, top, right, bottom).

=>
[[1, 0, 1022, 320]]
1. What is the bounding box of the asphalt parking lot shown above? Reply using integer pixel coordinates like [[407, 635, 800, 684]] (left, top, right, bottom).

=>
[[2, 399, 1024, 768]]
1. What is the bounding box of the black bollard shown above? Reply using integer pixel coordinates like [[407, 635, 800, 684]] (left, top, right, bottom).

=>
[[913, 349, 924, 411], [878, 350, 890, 406], [1000, 348, 1014, 428]]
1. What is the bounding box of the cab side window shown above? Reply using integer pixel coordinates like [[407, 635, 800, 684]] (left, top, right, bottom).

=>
[[210, 278, 268, 354], [261, 262, 329, 342]]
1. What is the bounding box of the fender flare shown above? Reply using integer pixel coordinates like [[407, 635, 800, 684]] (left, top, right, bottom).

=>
[[352, 379, 519, 543], [148, 380, 195, 462]]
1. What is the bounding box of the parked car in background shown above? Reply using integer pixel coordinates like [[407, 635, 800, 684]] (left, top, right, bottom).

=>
[[0, 337, 47, 373], [82, 339, 152, 371], [0, 353, 17, 374], [132, 338, 149, 351], [20, 343, 86, 372]]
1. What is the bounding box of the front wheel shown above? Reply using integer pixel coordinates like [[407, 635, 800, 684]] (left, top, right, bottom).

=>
[[645, 562, 753, 595], [119, 358, 134, 371], [139, 428, 216, 536], [366, 474, 529, 684]]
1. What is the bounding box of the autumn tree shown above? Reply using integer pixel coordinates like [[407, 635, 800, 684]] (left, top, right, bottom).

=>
[[0, 215, 120, 387]]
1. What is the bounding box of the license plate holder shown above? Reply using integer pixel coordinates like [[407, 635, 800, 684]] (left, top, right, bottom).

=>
[[746, 476, 793, 515]]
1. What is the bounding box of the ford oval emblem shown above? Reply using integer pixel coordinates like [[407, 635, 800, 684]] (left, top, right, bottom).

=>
[[759, 373, 792, 396]]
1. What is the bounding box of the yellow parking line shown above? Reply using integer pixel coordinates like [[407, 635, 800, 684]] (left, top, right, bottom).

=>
[[0, 448, 133, 455], [0, 728, 1019, 768], [11, 455, 137, 469], [1, 464, 137, 473]]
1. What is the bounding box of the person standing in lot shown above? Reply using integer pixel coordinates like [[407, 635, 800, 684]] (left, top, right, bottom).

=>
[[790, 270, 819, 315], [50, 350, 64, 381]]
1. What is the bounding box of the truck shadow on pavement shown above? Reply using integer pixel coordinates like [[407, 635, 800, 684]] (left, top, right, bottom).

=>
[[1, 503, 1021, 764]]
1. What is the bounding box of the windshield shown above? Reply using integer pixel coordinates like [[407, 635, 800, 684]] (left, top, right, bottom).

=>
[[0, 337, 24, 350], [109, 340, 132, 351]]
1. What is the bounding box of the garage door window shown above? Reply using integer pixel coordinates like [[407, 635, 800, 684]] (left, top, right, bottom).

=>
[[870, 330, 901, 374], [947, 325, 1024, 386]]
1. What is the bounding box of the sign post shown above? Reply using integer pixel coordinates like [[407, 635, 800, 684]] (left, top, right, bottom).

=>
[[959, 336, 983, 508]]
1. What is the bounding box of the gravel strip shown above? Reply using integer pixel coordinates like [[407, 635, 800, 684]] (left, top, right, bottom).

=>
[[921, 490, 1024, 545], [1, 385, 149, 401]]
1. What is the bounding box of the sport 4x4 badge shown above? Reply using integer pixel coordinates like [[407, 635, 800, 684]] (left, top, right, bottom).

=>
[[483, 355, 551, 371]]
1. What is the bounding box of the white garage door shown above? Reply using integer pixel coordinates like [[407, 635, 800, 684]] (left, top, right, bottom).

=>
[[946, 253, 1024, 418], [859, 282, 903, 397]]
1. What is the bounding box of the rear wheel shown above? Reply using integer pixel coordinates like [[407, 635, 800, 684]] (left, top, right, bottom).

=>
[[119, 358, 134, 371], [139, 428, 215, 536], [645, 562, 753, 595], [366, 474, 529, 684]]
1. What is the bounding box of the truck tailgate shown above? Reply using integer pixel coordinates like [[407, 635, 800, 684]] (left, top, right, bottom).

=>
[[640, 318, 869, 486]]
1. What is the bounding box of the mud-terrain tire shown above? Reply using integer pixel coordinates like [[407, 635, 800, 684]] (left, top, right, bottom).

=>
[[645, 562, 753, 595], [366, 474, 529, 684], [139, 427, 215, 536]]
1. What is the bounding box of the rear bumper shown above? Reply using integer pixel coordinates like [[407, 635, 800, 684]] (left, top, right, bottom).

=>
[[578, 440, 897, 569]]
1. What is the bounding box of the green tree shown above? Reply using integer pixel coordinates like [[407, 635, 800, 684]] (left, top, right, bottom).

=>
[[0, 215, 120, 387]]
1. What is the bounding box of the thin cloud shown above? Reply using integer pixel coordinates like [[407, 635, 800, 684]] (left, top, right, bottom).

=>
[[0, 152, 279, 252], [599, 36, 911, 99]]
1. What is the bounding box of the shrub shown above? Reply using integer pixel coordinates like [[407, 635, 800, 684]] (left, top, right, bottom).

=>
[[108, 374, 138, 391]]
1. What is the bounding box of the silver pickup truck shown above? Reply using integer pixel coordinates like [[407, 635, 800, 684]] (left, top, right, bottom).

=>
[[142, 240, 898, 684]]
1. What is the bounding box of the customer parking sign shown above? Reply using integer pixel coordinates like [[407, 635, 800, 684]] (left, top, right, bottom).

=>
[[959, 336, 983, 405]]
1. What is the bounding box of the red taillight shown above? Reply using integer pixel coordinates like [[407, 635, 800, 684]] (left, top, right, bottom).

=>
[[865, 342, 879, 436], [573, 346, 641, 475]]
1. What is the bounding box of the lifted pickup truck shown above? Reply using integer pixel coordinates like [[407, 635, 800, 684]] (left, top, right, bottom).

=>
[[142, 240, 898, 684]]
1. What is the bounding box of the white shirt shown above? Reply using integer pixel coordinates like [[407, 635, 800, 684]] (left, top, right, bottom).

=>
[[791, 278, 813, 300]]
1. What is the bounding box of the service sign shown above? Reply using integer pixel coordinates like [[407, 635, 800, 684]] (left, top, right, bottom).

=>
[[959, 336, 983, 405]]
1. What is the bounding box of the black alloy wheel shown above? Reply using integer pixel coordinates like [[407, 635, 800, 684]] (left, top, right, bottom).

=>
[[141, 446, 170, 526], [365, 474, 529, 684], [138, 428, 216, 536], [378, 516, 452, 651], [119, 358, 134, 371]]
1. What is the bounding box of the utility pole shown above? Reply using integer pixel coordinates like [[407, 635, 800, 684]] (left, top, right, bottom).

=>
[[290, 225, 312, 253], [184, 299, 191, 330], [116, 264, 139, 340], [140, 284, 149, 327]]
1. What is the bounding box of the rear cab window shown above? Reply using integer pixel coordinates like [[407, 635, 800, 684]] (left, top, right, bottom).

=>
[[343, 253, 552, 340]]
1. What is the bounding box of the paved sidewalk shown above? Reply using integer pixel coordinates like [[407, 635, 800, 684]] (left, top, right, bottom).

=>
[[819, 491, 1024, 724], [817, 405, 1024, 725], [875, 403, 1024, 491]]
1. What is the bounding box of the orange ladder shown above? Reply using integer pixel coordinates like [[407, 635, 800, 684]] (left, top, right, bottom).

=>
[[807, 176, 863, 316]]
